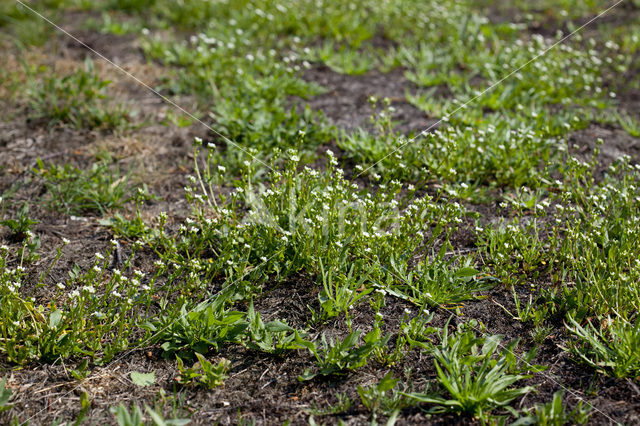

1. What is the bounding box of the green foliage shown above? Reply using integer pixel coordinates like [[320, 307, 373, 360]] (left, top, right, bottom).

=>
[[2, 0, 638, 422], [169, 146, 466, 301], [299, 329, 391, 380], [555, 155, 640, 318], [478, 192, 551, 285], [358, 372, 414, 420], [406, 322, 541, 421], [130, 371, 156, 387], [343, 119, 559, 188], [0, 242, 156, 364], [99, 213, 152, 240], [112, 403, 144, 426], [309, 41, 379, 75], [152, 296, 248, 358], [175, 353, 229, 389], [245, 302, 311, 354], [0, 1, 70, 46], [0, 379, 12, 414], [317, 259, 372, 321], [0, 203, 39, 242], [386, 255, 491, 308], [613, 110, 640, 137], [35, 159, 141, 215], [514, 391, 591, 425], [110, 403, 190, 426], [566, 315, 640, 378], [27, 58, 130, 130], [495, 287, 549, 329]]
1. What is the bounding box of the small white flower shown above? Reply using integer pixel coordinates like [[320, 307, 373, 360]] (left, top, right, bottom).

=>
[[56, 282, 66, 290], [62, 238, 70, 245]]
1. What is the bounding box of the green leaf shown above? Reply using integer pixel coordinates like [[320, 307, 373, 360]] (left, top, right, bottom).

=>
[[454, 267, 479, 278], [377, 371, 399, 392], [298, 370, 317, 381], [49, 310, 62, 329], [0, 379, 12, 413], [130, 371, 155, 387], [265, 320, 294, 333]]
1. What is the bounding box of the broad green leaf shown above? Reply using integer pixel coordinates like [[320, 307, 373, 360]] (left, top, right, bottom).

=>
[[130, 371, 155, 387], [49, 310, 62, 329]]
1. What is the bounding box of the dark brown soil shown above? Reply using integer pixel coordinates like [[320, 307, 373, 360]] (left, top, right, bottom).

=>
[[568, 124, 640, 177], [302, 65, 440, 135]]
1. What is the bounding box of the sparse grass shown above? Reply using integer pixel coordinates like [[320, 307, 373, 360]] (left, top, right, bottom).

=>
[[34, 159, 143, 215], [1, 0, 639, 424], [27, 58, 131, 130]]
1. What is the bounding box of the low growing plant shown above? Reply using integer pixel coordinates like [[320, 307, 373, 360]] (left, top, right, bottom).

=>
[[566, 314, 640, 379], [0, 203, 39, 243], [405, 321, 542, 421], [513, 390, 591, 425], [358, 372, 415, 420], [35, 159, 141, 215], [299, 329, 390, 381], [27, 57, 130, 130], [175, 353, 230, 389]]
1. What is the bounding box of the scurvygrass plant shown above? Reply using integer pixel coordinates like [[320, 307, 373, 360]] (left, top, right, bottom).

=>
[[0, 240, 159, 364], [27, 58, 130, 130], [405, 321, 540, 421], [566, 314, 640, 379], [170, 142, 468, 315], [299, 329, 391, 381]]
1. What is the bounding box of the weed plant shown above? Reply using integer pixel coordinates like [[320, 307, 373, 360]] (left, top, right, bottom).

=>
[[27, 58, 130, 130]]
